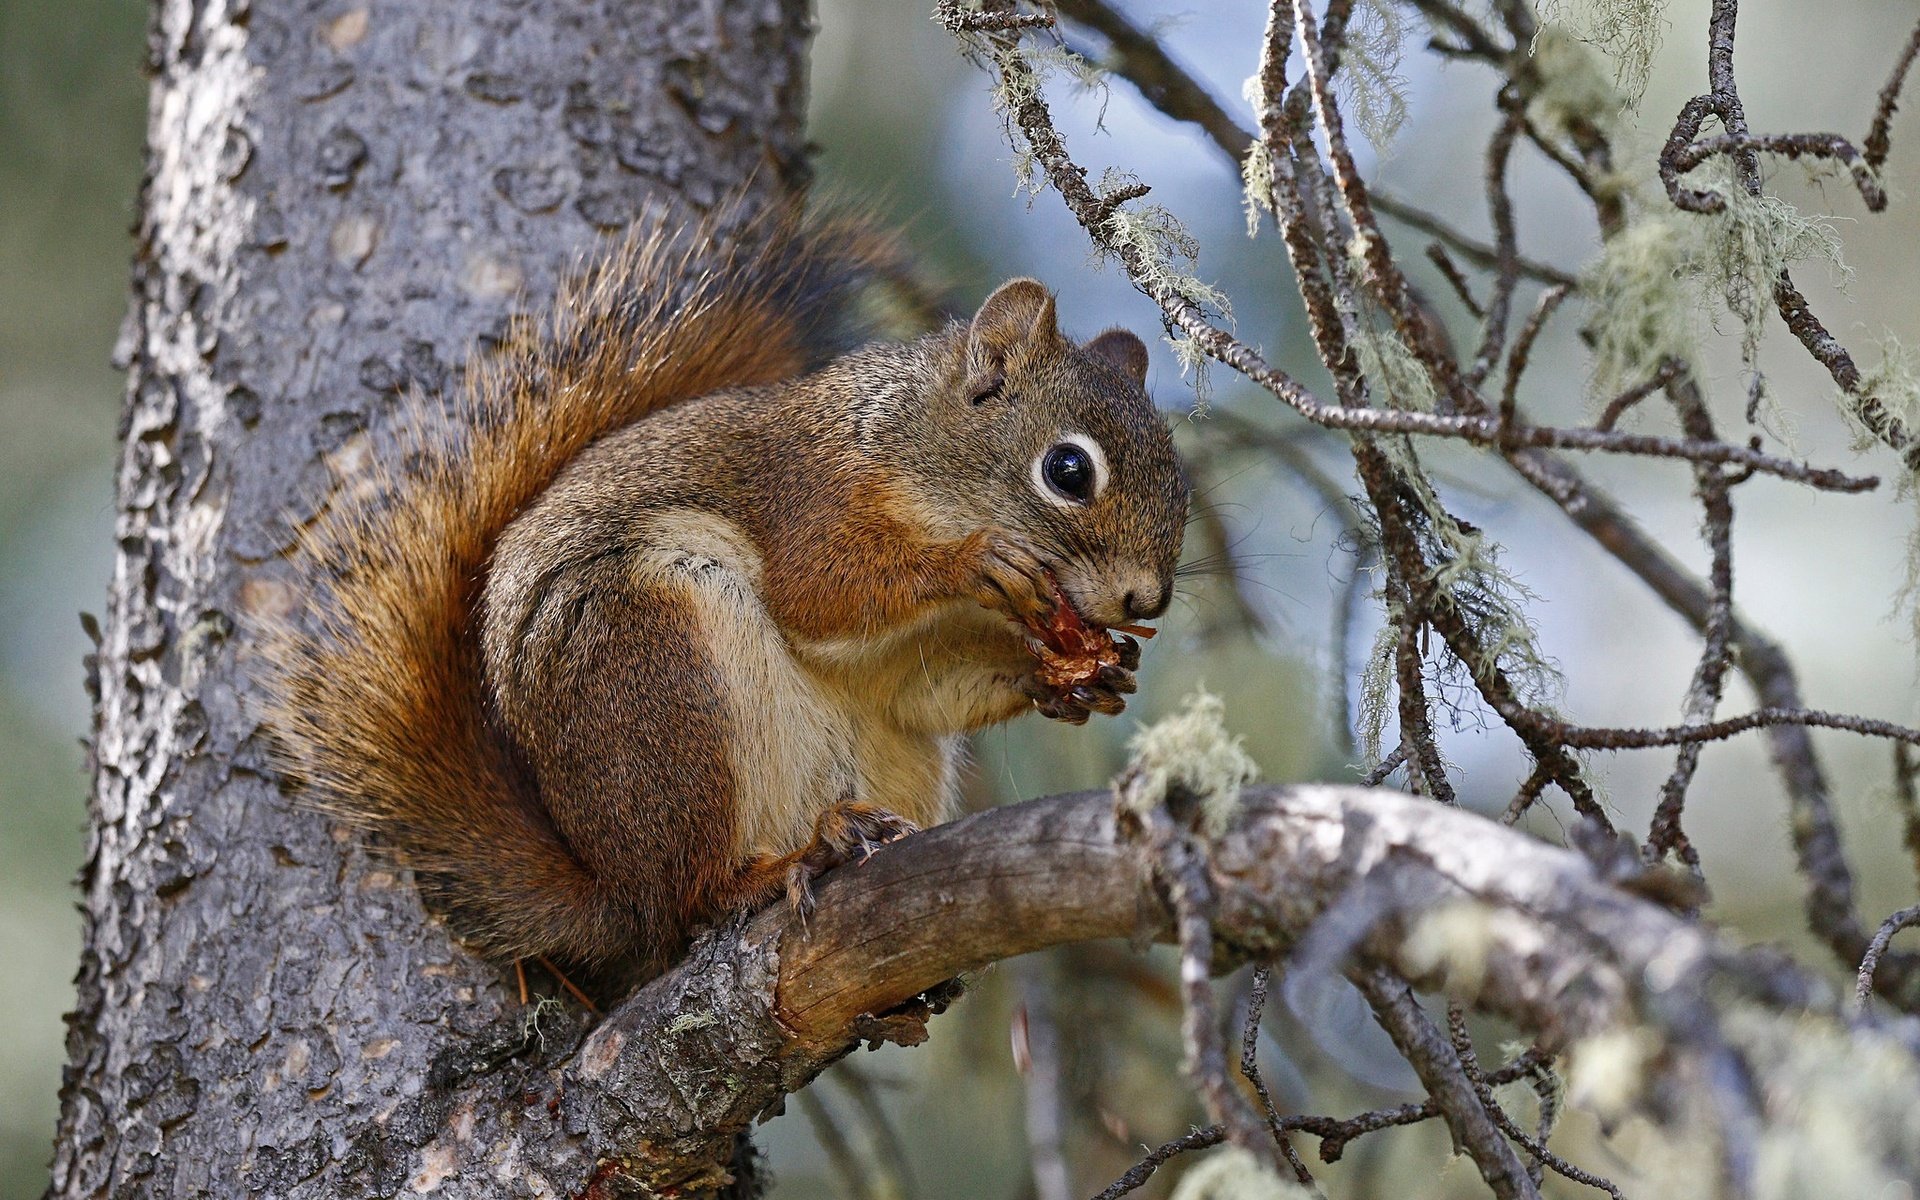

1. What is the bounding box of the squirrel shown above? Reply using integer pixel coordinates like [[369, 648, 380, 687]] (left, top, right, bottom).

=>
[[261, 202, 1191, 976]]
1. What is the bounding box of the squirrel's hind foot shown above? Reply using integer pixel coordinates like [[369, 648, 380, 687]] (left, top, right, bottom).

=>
[[812, 799, 919, 864], [732, 799, 921, 927]]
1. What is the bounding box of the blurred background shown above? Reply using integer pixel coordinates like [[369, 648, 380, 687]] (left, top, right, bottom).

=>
[[5, 1, 1919, 1196]]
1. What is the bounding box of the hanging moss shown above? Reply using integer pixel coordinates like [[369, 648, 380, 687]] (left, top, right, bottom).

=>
[[968, 33, 1107, 197], [1240, 137, 1275, 239], [1404, 465, 1562, 711], [1846, 336, 1920, 641], [1335, 0, 1411, 152], [1526, 23, 1627, 142], [1350, 453, 1565, 774], [1580, 215, 1695, 403], [1695, 160, 1852, 368], [1103, 176, 1233, 406], [1581, 157, 1849, 408], [1349, 327, 1440, 412], [1356, 617, 1398, 765], [1534, 0, 1668, 106]]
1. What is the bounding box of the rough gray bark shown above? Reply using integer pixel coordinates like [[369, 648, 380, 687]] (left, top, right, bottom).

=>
[[51, 0, 809, 1195]]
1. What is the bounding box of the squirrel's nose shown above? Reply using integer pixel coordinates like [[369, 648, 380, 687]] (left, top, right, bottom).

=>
[[1123, 582, 1170, 620]]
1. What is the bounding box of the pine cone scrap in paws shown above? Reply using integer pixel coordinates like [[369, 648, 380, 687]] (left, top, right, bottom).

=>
[[1020, 576, 1156, 692]]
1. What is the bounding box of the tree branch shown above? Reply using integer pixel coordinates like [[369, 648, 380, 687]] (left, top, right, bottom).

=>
[[540, 782, 1838, 1193]]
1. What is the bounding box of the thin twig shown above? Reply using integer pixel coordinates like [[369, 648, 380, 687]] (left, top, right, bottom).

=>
[[1594, 362, 1683, 432], [1426, 242, 1487, 318], [1527, 706, 1920, 753], [1864, 17, 1920, 168], [1503, 759, 1556, 825], [1447, 1006, 1625, 1198], [1468, 98, 1525, 389], [1132, 803, 1294, 1176], [1361, 744, 1408, 788], [1353, 969, 1540, 1200], [1857, 905, 1920, 1009], [1500, 283, 1572, 432], [1093, 1127, 1225, 1200], [1237, 965, 1318, 1187]]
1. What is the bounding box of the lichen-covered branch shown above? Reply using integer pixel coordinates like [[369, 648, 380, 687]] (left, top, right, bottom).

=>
[[544, 782, 1863, 1193]]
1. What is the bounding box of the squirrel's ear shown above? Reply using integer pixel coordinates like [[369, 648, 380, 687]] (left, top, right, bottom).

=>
[[967, 279, 1061, 379], [1084, 328, 1149, 388]]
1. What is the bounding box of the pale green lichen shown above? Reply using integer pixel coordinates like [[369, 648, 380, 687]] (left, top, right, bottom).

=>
[[1115, 689, 1258, 839], [517, 995, 569, 1050], [1694, 161, 1852, 368], [1103, 186, 1232, 320], [1534, 0, 1668, 106], [1168, 1146, 1315, 1200], [1238, 70, 1282, 239], [1335, 0, 1411, 151], [1582, 165, 1849, 402], [1525, 24, 1626, 140], [956, 9, 1228, 406], [1240, 137, 1275, 239], [968, 33, 1106, 197], [1401, 898, 1509, 998], [1843, 334, 1920, 451], [1559, 1008, 1920, 1199], [1102, 179, 1232, 406], [1349, 327, 1440, 412], [1349, 447, 1564, 774], [667, 1010, 717, 1034], [1492, 1038, 1564, 1146], [1564, 1025, 1660, 1121], [1580, 215, 1695, 403], [1845, 336, 1920, 643], [1727, 1006, 1920, 1200], [1838, 332, 1920, 468], [1356, 616, 1397, 764], [1902, 487, 1920, 649], [1399, 460, 1563, 707]]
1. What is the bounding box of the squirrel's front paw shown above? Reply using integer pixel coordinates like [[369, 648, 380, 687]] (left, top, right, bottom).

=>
[[1019, 658, 1136, 725], [970, 530, 1055, 623]]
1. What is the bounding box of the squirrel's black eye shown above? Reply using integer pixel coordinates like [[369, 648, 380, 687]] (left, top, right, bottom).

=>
[[1042, 443, 1096, 502]]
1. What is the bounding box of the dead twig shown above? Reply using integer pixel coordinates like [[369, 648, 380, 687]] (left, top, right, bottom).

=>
[[1857, 904, 1920, 1009]]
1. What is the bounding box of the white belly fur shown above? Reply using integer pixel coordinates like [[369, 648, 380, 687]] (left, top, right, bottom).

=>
[[635, 509, 964, 860]]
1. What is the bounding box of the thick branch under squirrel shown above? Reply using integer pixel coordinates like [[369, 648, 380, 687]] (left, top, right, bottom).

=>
[[261, 202, 1190, 975]]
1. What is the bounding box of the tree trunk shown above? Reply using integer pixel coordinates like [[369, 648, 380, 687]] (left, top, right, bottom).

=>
[[49, 1, 809, 1195]]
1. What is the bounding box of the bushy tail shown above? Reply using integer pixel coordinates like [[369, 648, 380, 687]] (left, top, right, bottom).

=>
[[259, 201, 927, 963]]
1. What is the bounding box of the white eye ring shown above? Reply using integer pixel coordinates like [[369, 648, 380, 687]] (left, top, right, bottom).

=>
[[1031, 432, 1109, 508]]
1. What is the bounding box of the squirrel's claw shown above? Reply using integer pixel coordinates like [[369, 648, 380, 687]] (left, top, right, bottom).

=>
[[777, 801, 918, 929], [740, 800, 920, 929], [1096, 663, 1137, 694], [784, 861, 819, 928], [971, 531, 1055, 623], [1018, 669, 1132, 724], [813, 800, 920, 868]]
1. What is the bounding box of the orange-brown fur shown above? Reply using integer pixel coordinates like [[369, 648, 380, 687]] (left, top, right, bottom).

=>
[[260, 202, 1189, 975]]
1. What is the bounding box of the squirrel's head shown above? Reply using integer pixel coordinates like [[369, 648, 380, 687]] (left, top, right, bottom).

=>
[[906, 278, 1191, 628]]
